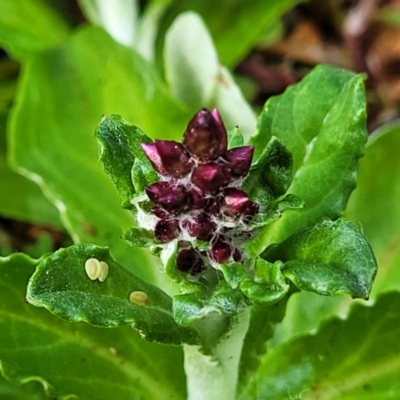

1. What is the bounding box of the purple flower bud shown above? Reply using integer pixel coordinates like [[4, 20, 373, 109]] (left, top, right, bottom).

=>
[[142, 141, 192, 178], [191, 163, 231, 193], [209, 237, 232, 264], [176, 248, 204, 273], [141, 142, 168, 175], [154, 140, 193, 178], [221, 188, 258, 218], [224, 146, 254, 177], [183, 108, 227, 161], [155, 219, 179, 243], [187, 188, 208, 209], [146, 182, 187, 213], [182, 213, 215, 241]]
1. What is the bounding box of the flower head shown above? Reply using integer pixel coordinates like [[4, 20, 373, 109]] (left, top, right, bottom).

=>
[[141, 108, 258, 274]]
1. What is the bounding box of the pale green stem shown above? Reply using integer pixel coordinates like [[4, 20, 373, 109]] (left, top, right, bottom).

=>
[[183, 310, 250, 400]]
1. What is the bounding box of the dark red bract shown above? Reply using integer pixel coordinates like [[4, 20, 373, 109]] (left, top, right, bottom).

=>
[[141, 108, 259, 273]]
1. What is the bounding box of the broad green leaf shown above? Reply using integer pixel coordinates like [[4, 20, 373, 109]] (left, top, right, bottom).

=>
[[27, 244, 197, 345], [345, 123, 400, 295], [163, 12, 257, 140], [0, 253, 186, 400], [0, 365, 74, 400], [159, 0, 304, 67], [96, 114, 156, 208], [262, 218, 377, 299], [251, 65, 367, 248], [8, 26, 190, 282], [0, 0, 70, 59], [0, 111, 61, 228], [239, 292, 400, 400]]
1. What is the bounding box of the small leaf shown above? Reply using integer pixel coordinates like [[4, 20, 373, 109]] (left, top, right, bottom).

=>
[[244, 136, 293, 204], [261, 218, 377, 299], [131, 158, 158, 194], [96, 115, 154, 208], [123, 226, 157, 247], [240, 259, 289, 305], [227, 127, 244, 148], [173, 282, 248, 326], [27, 244, 198, 345]]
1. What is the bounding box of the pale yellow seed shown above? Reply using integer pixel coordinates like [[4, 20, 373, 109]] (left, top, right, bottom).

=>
[[129, 291, 148, 306], [98, 261, 109, 282], [85, 258, 100, 280]]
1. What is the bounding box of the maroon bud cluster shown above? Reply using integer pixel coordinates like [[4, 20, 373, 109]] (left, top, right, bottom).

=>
[[141, 108, 258, 274]]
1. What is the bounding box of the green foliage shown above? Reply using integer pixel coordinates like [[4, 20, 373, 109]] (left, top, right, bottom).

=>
[[96, 115, 157, 207], [251, 65, 367, 246], [0, 1, 394, 399], [346, 123, 400, 296], [0, 0, 70, 58], [238, 292, 400, 400], [262, 218, 377, 298], [27, 244, 197, 345], [0, 253, 186, 400]]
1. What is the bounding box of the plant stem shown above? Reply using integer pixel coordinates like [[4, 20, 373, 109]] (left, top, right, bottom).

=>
[[183, 310, 250, 400]]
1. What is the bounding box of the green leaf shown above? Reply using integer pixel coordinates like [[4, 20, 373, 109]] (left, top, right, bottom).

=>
[[251, 65, 368, 247], [244, 136, 293, 204], [240, 259, 289, 305], [131, 158, 158, 194], [123, 226, 157, 247], [173, 281, 248, 326], [0, 253, 187, 399], [262, 218, 377, 299], [27, 244, 197, 346], [227, 127, 244, 148], [345, 123, 400, 296], [8, 26, 190, 282], [96, 114, 156, 208], [0, 365, 74, 400], [0, 111, 61, 228], [0, 0, 70, 59], [239, 292, 400, 400], [163, 11, 257, 141]]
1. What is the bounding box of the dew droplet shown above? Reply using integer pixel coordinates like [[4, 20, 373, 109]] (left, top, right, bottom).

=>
[[85, 258, 100, 280], [129, 291, 148, 306]]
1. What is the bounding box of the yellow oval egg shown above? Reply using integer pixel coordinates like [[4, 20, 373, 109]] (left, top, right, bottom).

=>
[[129, 291, 148, 306], [98, 261, 109, 282], [85, 258, 100, 280]]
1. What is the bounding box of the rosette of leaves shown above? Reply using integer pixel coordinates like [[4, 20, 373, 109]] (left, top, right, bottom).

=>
[[27, 65, 377, 349]]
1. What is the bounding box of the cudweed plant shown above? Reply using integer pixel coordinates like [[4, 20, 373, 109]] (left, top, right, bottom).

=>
[[22, 67, 377, 399]]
